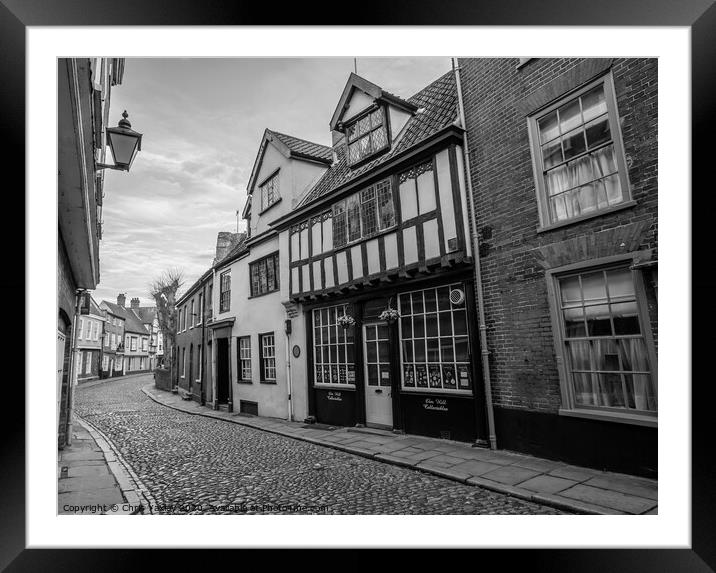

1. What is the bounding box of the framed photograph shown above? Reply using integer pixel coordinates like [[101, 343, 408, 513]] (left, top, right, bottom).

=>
[[10, 0, 710, 568]]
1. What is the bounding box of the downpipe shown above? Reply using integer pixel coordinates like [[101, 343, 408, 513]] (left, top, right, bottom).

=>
[[285, 320, 294, 422], [453, 58, 498, 450]]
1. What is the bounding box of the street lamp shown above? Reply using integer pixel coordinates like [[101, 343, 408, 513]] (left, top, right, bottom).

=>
[[97, 110, 142, 171]]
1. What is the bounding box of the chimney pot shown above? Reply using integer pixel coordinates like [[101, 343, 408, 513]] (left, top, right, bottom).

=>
[[117, 293, 126, 307], [130, 297, 140, 310]]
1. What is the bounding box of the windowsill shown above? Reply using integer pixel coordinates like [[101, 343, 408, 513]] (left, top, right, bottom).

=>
[[260, 380, 277, 385], [237, 380, 253, 385], [258, 197, 282, 216], [248, 289, 280, 300], [313, 384, 356, 391], [537, 200, 637, 234], [558, 407, 657, 427]]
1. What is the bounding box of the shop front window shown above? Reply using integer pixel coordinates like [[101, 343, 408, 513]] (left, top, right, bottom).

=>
[[398, 284, 472, 392], [313, 304, 355, 386]]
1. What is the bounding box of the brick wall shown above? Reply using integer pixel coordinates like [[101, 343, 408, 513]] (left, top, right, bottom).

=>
[[459, 57, 658, 415]]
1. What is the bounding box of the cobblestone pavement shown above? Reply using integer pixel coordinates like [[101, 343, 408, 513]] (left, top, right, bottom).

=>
[[74, 375, 567, 515]]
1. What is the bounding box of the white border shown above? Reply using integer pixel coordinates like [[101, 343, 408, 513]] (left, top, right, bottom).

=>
[[29, 26, 690, 548]]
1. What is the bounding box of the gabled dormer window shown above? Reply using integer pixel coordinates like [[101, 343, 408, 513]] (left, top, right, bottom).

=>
[[259, 171, 280, 212], [346, 106, 388, 166]]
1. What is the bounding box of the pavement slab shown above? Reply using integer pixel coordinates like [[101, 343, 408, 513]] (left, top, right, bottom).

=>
[[557, 484, 657, 514], [518, 475, 578, 495], [480, 465, 542, 486]]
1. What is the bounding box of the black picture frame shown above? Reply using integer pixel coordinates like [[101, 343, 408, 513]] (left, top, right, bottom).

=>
[[7, 0, 712, 569]]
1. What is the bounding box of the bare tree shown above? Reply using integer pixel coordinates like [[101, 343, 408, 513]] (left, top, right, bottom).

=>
[[149, 268, 184, 388]]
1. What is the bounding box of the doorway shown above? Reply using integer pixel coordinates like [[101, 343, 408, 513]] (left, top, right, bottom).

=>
[[362, 322, 393, 428], [216, 338, 230, 404]]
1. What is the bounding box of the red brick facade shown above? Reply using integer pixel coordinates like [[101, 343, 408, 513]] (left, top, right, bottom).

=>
[[458, 58, 658, 477]]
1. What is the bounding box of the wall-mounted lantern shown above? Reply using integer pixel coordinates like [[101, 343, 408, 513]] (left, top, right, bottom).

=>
[[97, 110, 142, 171]]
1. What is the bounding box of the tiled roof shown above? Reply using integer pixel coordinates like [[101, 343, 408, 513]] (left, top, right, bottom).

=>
[[134, 306, 157, 324], [297, 70, 458, 208], [100, 301, 149, 334], [268, 130, 333, 164]]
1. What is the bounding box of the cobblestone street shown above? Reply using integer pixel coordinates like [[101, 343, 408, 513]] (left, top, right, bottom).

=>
[[74, 375, 566, 515]]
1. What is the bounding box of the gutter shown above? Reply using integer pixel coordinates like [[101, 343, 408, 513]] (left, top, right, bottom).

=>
[[452, 58, 497, 450]]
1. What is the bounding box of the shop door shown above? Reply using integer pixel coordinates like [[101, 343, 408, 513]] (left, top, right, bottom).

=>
[[363, 323, 393, 428]]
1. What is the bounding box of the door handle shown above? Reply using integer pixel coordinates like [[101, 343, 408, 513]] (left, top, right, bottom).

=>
[[375, 389, 382, 394]]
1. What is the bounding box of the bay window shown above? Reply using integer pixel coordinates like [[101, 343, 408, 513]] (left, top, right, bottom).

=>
[[250, 252, 280, 297], [528, 74, 631, 227], [332, 178, 395, 249]]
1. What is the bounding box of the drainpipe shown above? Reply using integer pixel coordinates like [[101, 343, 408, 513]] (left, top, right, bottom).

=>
[[285, 320, 294, 422], [453, 58, 497, 450]]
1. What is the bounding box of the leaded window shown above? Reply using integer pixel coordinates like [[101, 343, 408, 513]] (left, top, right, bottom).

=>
[[260, 172, 280, 211], [238, 336, 251, 381], [529, 75, 630, 226], [250, 252, 280, 297], [346, 107, 388, 165], [313, 304, 355, 386], [332, 178, 395, 249], [260, 333, 276, 381], [399, 284, 472, 392], [556, 266, 656, 413]]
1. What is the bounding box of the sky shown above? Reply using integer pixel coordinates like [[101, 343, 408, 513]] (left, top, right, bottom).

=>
[[94, 57, 452, 307]]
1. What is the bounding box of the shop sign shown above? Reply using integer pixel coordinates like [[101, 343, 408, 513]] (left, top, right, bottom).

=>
[[428, 365, 442, 388], [327, 391, 343, 402], [442, 365, 456, 389], [423, 397, 448, 412]]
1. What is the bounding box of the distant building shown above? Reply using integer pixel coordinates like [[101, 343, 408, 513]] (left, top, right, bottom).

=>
[[130, 298, 162, 370], [100, 293, 151, 374], [100, 296, 127, 377], [76, 296, 105, 383]]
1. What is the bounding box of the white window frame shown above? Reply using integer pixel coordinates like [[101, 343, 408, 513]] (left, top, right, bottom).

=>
[[219, 271, 231, 313], [527, 73, 633, 231], [78, 319, 84, 340], [312, 304, 355, 389], [190, 299, 195, 328], [259, 333, 276, 382], [398, 284, 473, 395], [238, 336, 252, 382], [545, 254, 658, 427]]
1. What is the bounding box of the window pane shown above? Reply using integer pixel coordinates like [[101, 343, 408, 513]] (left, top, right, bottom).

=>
[[585, 304, 612, 336], [440, 338, 454, 362], [538, 111, 560, 143], [437, 287, 451, 310], [438, 312, 452, 336], [427, 338, 440, 362], [573, 372, 597, 405], [585, 117, 611, 149], [575, 182, 598, 215], [563, 305, 586, 337], [413, 315, 425, 338], [454, 336, 469, 362], [376, 180, 395, 229], [401, 317, 412, 338], [412, 292, 424, 314], [612, 301, 641, 335], [591, 145, 618, 177], [581, 85, 607, 123], [605, 269, 634, 300], [424, 289, 437, 313], [425, 313, 438, 337], [371, 125, 387, 150], [378, 341, 390, 363], [562, 128, 587, 161], [603, 173, 622, 205], [559, 99, 582, 133], [402, 340, 414, 362], [399, 294, 412, 316], [581, 272, 607, 302], [346, 195, 361, 242], [598, 372, 625, 407], [542, 138, 563, 169], [560, 276, 582, 303]]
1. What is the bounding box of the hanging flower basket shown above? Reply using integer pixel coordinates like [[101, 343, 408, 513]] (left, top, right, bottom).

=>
[[379, 307, 401, 324], [337, 314, 356, 329]]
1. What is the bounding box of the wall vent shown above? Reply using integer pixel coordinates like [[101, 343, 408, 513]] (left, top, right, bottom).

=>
[[449, 288, 465, 306]]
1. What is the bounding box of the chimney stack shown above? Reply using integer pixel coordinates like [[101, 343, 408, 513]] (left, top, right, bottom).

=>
[[117, 293, 126, 307], [130, 297, 140, 310]]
